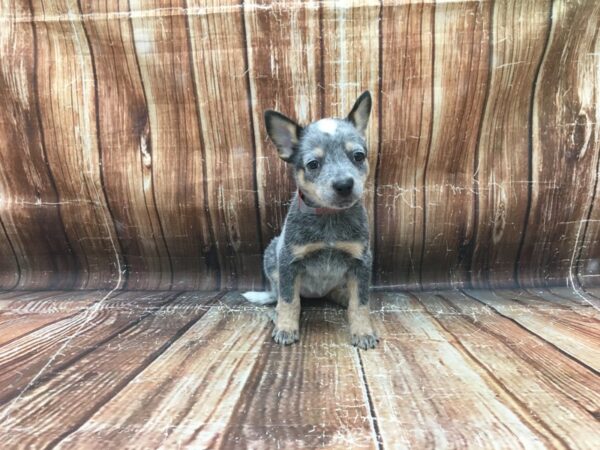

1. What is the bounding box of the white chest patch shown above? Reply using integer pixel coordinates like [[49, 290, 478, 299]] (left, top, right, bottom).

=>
[[316, 119, 338, 135], [300, 257, 347, 298]]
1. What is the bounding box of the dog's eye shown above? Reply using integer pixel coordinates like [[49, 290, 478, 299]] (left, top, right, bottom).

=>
[[306, 160, 320, 170], [353, 152, 366, 163]]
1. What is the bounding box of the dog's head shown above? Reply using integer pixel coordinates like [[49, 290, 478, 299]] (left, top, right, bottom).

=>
[[264, 91, 372, 209]]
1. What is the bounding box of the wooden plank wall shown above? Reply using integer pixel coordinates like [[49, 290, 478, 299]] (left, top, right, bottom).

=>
[[0, 0, 598, 290]]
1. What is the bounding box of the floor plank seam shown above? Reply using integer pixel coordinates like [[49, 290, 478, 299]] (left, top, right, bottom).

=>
[[0, 292, 181, 408], [0, 290, 216, 408], [421, 294, 575, 448], [0, 288, 127, 423], [0, 312, 80, 349], [460, 289, 600, 377], [0, 289, 597, 447], [356, 349, 384, 450], [46, 290, 229, 448], [548, 286, 599, 310]]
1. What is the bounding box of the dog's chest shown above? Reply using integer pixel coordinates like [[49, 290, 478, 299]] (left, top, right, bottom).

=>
[[299, 250, 350, 298]]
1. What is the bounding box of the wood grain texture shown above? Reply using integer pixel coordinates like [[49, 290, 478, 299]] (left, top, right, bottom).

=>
[[321, 0, 380, 249], [78, 1, 172, 290], [0, 291, 220, 448], [128, 0, 219, 290], [466, 289, 600, 369], [244, 0, 323, 252], [0, 291, 186, 405], [470, 0, 552, 288], [186, 0, 263, 289], [57, 301, 375, 449], [549, 286, 600, 311], [376, 0, 434, 288], [0, 289, 597, 448], [0, 0, 76, 289], [365, 292, 556, 448], [58, 296, 272, 448], [419, 0, 491, 288], [421, 291, 600, 449], [518, 0, 600, 287], [574, 4, 600, 290], [27, 0, 125, 289], [0, 230, 18, 289], [218, 308, 376, 449], [0, 290, 100, 345], [0, 1, 599, 289]]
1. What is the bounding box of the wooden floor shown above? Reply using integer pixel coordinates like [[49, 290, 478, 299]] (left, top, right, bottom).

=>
[[0, 288, 598, 449]]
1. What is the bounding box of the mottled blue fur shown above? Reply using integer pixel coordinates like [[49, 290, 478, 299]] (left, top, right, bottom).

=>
[[243, 92, 378, 349]]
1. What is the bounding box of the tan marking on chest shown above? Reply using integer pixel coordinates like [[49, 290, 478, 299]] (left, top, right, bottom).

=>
[[334, 241, 364, 259], [292, 242, 327, 259], [292, 241, 364, 260]]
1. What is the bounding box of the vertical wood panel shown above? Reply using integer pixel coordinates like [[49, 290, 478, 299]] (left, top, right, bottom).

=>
[[376, 0, 434, 288], [519, 0, 600, 287], [0, 222, 19, 289], [579, 187, 600, 288], [129, 0, 219, 289], [186, 0, 263, 289], [0, 0, 76, 289], [244, 0, 322, 249], [29, 0, 124, 289], [575, 5, 600, 289], [0, 1, 598, 289], [470, 0, 552, 288], [419, 0, 491, 287], [321, 0, 380, 256], [79, 1, 172, 290]]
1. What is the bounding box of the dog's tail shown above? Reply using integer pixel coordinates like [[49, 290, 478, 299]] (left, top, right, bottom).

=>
[[241, 291, 277, 305]]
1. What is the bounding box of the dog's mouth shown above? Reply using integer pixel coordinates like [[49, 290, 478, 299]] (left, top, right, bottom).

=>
[[301, 185, 364, 210], [319, 190, 363, 209], [330, 197, 358, 209]]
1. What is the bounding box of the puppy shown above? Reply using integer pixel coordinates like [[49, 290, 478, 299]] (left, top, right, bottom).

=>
[[243, 92, 378, 349]]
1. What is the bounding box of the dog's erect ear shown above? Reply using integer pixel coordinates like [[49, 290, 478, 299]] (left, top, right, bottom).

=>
[[347, 91, 372, 135], [264, 110, 302, 162]]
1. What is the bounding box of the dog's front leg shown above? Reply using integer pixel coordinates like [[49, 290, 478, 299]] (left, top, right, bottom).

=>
[[272, 265, 301, 345], [347, 264, 378, 349]]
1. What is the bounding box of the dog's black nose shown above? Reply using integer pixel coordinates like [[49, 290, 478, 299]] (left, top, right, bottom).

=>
[[333, 178, 354, 197]]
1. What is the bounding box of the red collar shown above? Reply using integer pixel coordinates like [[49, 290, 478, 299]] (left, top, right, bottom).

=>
[[297, 190, 342, 215]]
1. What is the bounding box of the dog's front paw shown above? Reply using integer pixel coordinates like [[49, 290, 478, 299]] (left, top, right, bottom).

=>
[[351, 333, 379, 350], [272, 328, 300, 345]]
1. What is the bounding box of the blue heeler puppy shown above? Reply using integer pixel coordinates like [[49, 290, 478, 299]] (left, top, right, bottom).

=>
[[243, 91, 378, 349]]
